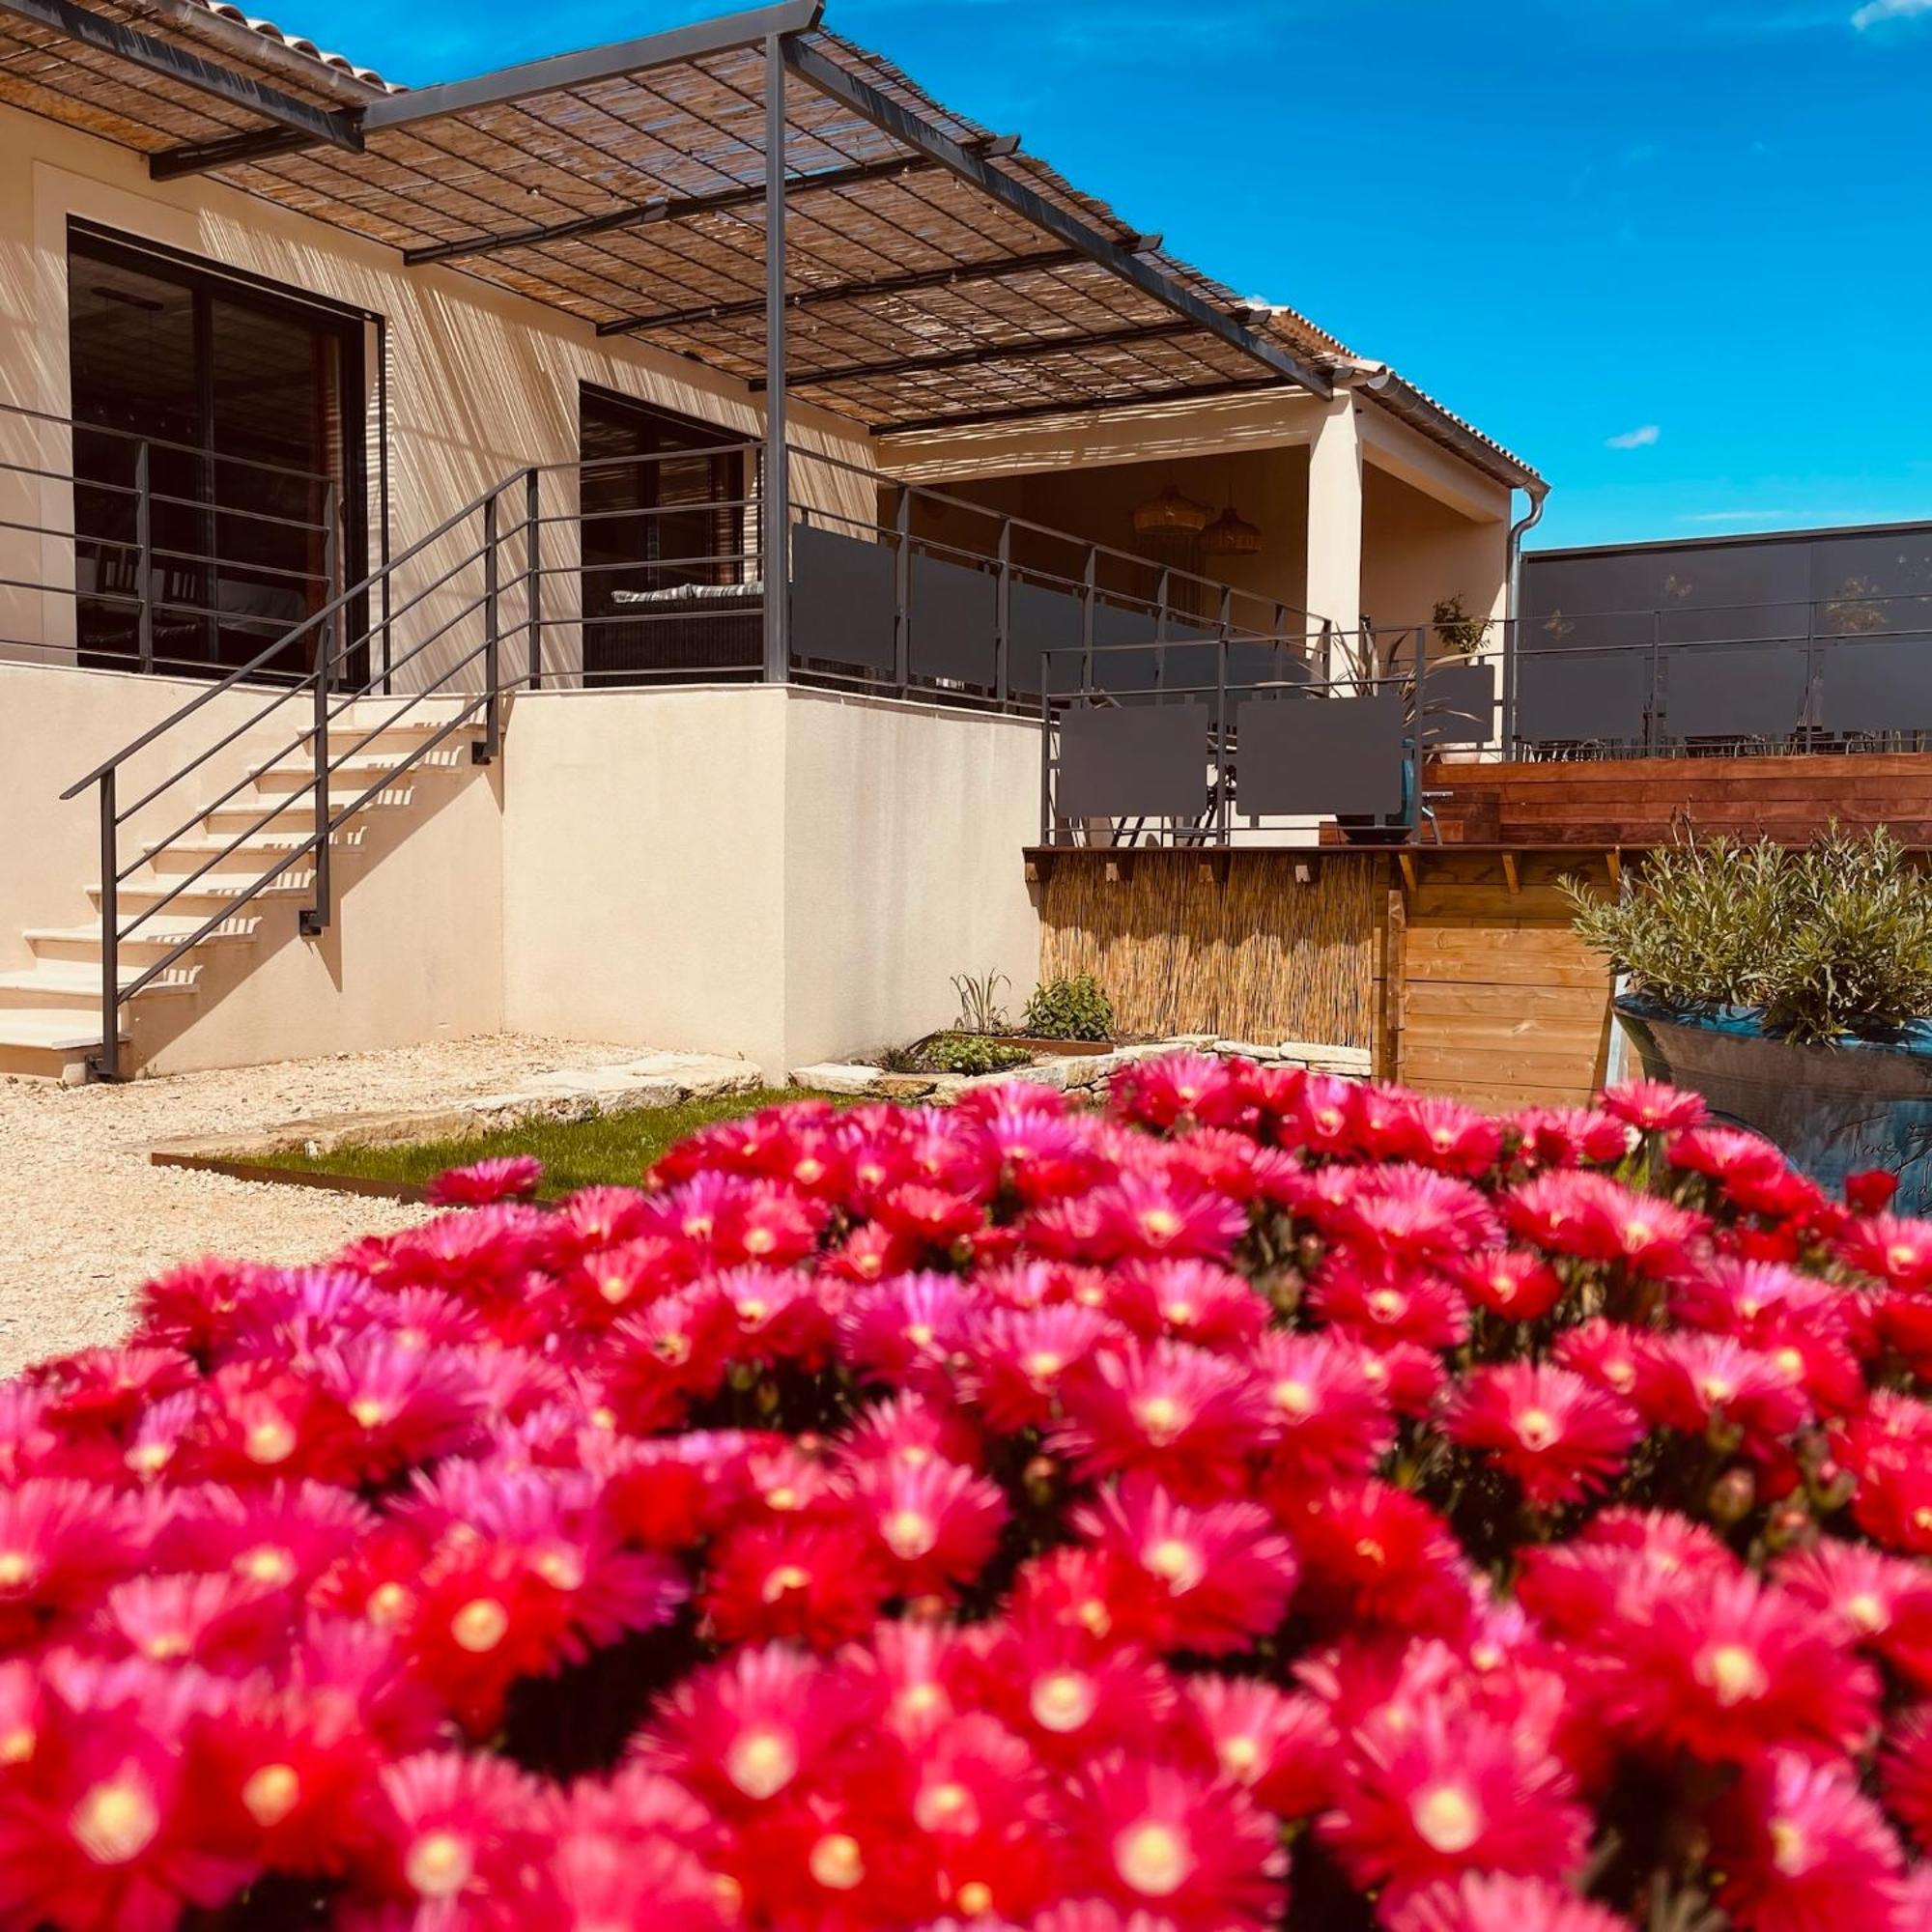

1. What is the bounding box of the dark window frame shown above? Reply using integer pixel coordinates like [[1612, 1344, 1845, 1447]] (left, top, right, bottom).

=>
[[66, 219, 379, 683]]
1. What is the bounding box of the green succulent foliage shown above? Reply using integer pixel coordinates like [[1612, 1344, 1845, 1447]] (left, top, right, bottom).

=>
[[920, 1033, 1034, 1076], [1021, 974, 1117, 1042], [1563, 826, 1932, 1045]]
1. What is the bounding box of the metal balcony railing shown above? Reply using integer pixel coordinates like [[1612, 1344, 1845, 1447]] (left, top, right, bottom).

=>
[[1037, 605, 1932, 847]]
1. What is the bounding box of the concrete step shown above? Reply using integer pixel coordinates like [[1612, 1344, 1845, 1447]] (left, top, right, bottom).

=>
[[247, 750, 468, 794], [0, 1006, 121, 1052], [88, 875, 312, 913], [0, 962, 198, 1003], [142, 828, 365, 871], [202, 786, 415, 834], [25, 917, 260, 968]]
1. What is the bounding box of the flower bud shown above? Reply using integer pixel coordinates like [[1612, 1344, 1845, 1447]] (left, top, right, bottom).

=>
[[1764, 1501, 1814, 1552], [1708, 1466, 1755, 1524]]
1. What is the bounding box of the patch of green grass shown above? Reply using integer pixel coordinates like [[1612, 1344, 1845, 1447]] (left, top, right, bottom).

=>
[[262, 1086, 840, 1197]]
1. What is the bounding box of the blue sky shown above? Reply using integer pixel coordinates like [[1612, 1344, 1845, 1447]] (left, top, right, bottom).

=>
[[300, 0, 1932, 547]]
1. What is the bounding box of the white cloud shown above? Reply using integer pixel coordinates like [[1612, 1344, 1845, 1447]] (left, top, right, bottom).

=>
[[1605, 424, 1662, 450], [1680, 509, 1793, 524], [1852, 0, 1932, 27]]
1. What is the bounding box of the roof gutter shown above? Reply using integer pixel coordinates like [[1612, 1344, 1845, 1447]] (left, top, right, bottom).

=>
[[1349, 362, 1543, 497]]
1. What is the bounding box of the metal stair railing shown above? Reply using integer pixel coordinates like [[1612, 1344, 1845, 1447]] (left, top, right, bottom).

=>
[[58, 464, 539, 1080]]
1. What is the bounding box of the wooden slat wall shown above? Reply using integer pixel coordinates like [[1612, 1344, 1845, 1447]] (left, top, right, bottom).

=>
[[1394, 852, 1616, 1113], [1425, 753, 1932, 846], [1036, 851, 1380, 1048]]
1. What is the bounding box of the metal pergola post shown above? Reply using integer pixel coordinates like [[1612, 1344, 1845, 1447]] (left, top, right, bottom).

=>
[[762, 30, 791, 684]]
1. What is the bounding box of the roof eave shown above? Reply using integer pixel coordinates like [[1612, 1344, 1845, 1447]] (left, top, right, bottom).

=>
[[1346, 361, 1545, 496]]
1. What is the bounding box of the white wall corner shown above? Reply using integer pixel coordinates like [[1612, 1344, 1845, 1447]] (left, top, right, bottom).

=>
[[1305, 393, 1365, 640]]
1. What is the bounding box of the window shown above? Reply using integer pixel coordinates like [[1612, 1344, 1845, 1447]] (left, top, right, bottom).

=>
[[578, 385, 755, 684], [67, 226, 369, 681]]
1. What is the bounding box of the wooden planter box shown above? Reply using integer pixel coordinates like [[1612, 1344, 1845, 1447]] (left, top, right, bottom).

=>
[[1004, 1037, 1115, 1057]]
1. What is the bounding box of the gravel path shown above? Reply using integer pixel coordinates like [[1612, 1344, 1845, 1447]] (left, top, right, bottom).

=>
[[0, 1035, 637, 1378]]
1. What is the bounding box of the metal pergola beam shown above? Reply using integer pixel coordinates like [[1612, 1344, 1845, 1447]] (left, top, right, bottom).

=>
[[762, 28, 789, 683], [598, 244, 1093, 338], [1, 0, 364, 154], [145, 0, 823, 179], [402, 152, 938, 269], [151, 126, 320, 180], [875, 376, 1290, 440], [753, 317, 1207, 392], [782, 37, 1333, 400], [362, 1, 821, 127]]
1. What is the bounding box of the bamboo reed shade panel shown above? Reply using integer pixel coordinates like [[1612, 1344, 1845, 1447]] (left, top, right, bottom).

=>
[[0, 0, 372, 150], [0, 8, 1355, 435], [1038, 852, 1380, 1050]]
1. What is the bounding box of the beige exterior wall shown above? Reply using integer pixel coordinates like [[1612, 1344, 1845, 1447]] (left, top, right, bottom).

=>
[[132, 761, 505, 1074], [1361, 465, 1510, 638], [498, 684, 1040, 1076], [0, 100, 877, 684], [1, 665, 1044, 1079], [0, 658, 503, 1070], [497, 687, 791, 1071], [0, 660, 304, 976], [778, 690, 1041, 1069], [1359, 403, 1512, 631]]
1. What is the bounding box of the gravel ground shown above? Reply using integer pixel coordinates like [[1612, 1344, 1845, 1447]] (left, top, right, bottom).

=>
[[0, 1035, 638, 1377]]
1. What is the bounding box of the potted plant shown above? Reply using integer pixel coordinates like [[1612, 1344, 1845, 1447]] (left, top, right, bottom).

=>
[[1564, 827, 1932, 1208]]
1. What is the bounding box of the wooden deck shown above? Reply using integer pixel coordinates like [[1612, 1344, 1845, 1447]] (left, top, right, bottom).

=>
[[1417, 752, 1932, 846]]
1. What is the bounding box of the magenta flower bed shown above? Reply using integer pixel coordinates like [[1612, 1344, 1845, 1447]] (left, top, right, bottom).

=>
[[2, 1057, 1931, 1931]]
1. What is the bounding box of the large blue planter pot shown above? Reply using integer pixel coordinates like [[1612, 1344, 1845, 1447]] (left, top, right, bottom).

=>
[[1613, 994, 1932, 1214]]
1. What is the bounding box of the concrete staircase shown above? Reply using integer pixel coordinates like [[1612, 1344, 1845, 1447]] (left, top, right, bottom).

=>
[[0, 703, 482, 1080]]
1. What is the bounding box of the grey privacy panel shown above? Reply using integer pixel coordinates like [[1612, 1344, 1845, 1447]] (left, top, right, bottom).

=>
[[1091, 599, 1160, 696], [1010, 580, 1086, 694], [1820, 638, 1932, 733], [1236, 692, 1404, 818], [1154, 623, 1218, 695], [1056, 702, 1209, 819], [1230, 642, 1313, 694], [1665, 643, 1809, 738], [1515, 649, 1649, 744], [1654, 540, 1811, 646], [1419, 661, 1494, 745], [908, 550, 997, 685], [1811, 529, 1932, 631], [1520, 552, 1662, 653], [791, 524, 895, 672]]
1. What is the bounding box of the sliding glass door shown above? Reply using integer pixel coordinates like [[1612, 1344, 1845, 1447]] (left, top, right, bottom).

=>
[[67, 228, 368, 681]]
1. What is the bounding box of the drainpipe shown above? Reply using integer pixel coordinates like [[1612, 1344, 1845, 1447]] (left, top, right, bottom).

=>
[[1507, 479, 1549, 626], [1503, 480, 1549, 753]]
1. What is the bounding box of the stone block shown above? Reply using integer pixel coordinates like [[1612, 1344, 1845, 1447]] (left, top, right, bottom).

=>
[[789, 1063, 886, 1095]]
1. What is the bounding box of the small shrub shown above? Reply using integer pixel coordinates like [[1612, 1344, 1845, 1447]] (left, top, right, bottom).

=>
[[1565, 824, 1932, 1043], [950, 967, 1011, 1036], [919, 1031, 1033, 1076], [1430, 592, 1491, 656], [872, 1039, 923, 1074], [1021, 972, 1116, 1040]]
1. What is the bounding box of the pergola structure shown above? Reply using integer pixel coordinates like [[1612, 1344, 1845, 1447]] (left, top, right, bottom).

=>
[[0, 0, 1535, 677]]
